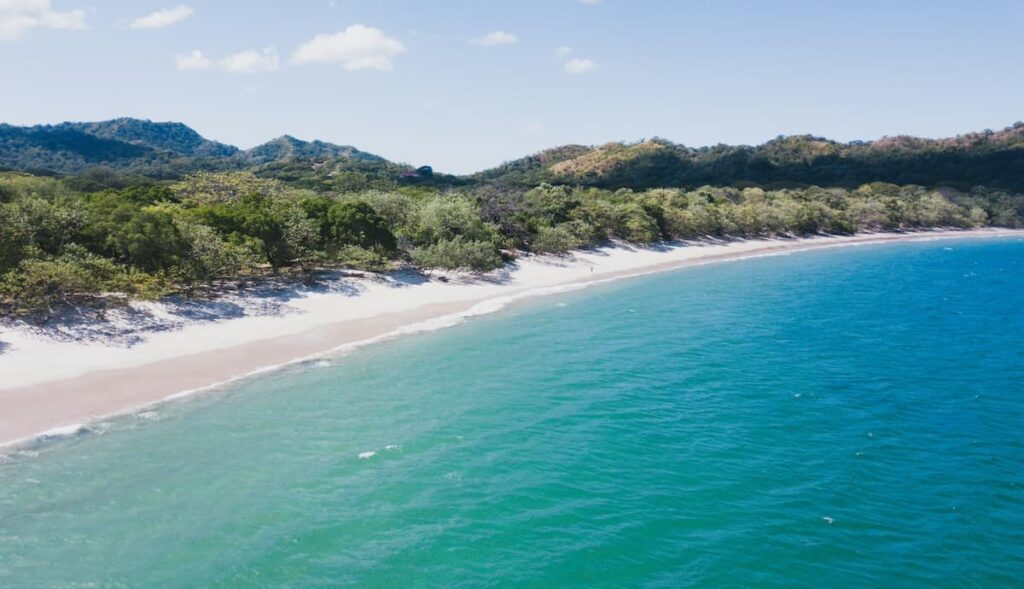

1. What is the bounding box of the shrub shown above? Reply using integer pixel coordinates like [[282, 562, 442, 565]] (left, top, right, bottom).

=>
[[410, 237, 502, 272], [407, 197, 496, 245], [335, 245, 392, 272], [532, 224, 585, 254], [0, 246, 135, 315]]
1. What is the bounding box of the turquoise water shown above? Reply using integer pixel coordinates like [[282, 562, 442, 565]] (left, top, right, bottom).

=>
[[1, 237, 1022, 588]]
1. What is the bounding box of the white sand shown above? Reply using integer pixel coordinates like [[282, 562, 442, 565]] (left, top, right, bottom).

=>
[[0, 229, 1019, 447]]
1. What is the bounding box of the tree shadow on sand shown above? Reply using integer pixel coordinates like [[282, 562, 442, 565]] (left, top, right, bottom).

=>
[[3, 271, 370, 348]]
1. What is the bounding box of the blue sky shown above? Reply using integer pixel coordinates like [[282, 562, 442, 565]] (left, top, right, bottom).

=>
[[2, 0, 1022, 173]]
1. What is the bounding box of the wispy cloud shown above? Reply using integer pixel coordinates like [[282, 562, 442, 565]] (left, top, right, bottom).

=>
[[579, 0, 601, 4], [0, 0, 86, 41], [130, 5, 194, 30], [564, 57, 598, 74], [175, 49, 211, 70], [555, 46, 597, 75], [176, 47, 279, 74], [472, 30, 518, 46], [219, 48, 279, 74], [292, 24, 405, 71]]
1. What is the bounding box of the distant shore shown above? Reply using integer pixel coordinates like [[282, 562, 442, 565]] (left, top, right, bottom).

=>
[[0, 228, 1020, 449]]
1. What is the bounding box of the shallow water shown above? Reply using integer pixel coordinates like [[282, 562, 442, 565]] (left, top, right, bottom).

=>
[[1, 237, 1022, 588]]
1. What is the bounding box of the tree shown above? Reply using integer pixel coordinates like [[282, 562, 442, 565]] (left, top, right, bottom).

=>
[[410, 237, 502, 272], [408, 197, 497, 246], [327, 200, 397, 253], [189, 194, 289, 267], [77, 191, 187, 272], [0, 245, 134, 315], [532, 224, 585, 253], [523, 184, 580, 225], [175, 221, 259, 282]]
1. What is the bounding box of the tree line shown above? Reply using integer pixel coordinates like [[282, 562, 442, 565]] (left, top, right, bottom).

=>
[[1, 170, 1021, 316]]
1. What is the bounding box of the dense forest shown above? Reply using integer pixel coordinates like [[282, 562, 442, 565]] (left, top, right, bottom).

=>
[[1, 118, 1022, 316], [5, 118, 1024, 191], [474, 123, 1024, 192]]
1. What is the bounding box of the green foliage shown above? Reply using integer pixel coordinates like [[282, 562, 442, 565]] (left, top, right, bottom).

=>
[[327, 200, 397, 253], [334, 245, 392, 272], [5, 118, 1024, 195], [0, 245, 154, 316], [0, 177, 83, 272], [532, 224, 586, 254], [78, 192, 187, 272], [523, 184, 580, 225], [358, 190, 416, 230], [187, 193, 293, 267], [612, 202, 663, 242], [0, 166, 1021, 317], [410, 237, 503, 272], [406, 197, 498, 246], [174, 220, 260, 282], [172, 171, 287, 205], [476, 125, 1024, 193]]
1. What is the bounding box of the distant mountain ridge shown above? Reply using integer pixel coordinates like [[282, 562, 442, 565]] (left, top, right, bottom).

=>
[[477, 124, 1024, 191], [0, 118, 385, 176], [2, 118, 1023, 192]]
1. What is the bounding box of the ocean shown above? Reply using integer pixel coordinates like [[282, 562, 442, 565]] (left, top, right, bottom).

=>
[[1, 236, 1022, 587]]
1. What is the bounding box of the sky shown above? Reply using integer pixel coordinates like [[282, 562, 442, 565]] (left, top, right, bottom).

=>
[[2, 0, 1023, 174]]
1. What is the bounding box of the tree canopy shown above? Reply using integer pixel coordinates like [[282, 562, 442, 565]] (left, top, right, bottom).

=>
[[0, 167, 1021, 317]]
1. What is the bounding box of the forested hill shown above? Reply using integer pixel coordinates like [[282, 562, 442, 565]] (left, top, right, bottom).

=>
[[64, 119, 240, 158], [3, 119, 1024, 192], [240, 135, 385, 166], [0, 119, 387, 177], [476, 123, 1024, 192]]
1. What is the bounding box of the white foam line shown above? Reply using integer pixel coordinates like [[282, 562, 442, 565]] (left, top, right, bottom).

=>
[[35, 423, 87, 440]]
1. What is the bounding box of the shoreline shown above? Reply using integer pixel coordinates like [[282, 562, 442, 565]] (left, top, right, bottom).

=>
[[1, 228, 1020, 450]]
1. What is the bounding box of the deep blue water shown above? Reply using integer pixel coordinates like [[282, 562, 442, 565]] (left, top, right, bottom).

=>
[[0, 236, 1022, 588]]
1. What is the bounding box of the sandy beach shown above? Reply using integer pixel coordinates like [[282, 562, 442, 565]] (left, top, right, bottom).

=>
[[0, 228, 1019, 448]]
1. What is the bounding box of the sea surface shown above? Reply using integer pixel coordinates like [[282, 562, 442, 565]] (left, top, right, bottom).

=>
[[1, 237, 1022, 588]]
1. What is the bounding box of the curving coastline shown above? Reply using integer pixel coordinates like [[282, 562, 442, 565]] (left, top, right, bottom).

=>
[[0, 228, 1020, 449]]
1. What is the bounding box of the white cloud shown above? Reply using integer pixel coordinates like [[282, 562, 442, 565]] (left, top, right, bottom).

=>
[[130, 5, 193, 29], [175, 49, 212, 70], [472, 30, 518, 46], [564, 57, 597, 74], [579, 0, 600, 4], [526, 122, 544, 133], [555, 45, 572, 58], [0, 0, 86, 41], [219, 47, 279, 74], [176, 47, 279, 74], [292, 24, 405, 71]]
